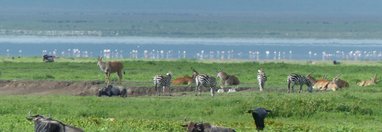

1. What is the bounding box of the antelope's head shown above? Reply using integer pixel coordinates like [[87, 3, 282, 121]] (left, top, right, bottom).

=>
[[216, 71, 228, 79], [372, 74, 378, 83]]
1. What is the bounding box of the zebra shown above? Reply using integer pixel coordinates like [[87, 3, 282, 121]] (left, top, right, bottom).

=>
[[153, 72, 172, 95], [287, 73, 313, 93], [257, 69, 267, 92], [192, 68, 217, 96]]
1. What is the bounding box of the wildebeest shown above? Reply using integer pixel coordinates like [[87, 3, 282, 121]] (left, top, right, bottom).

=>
[[26, 113, 83, 132], [247, 107, 272, 131], [333, 60, 340, 65], [216, 71, 240, 89], [357, 74, 378, 87], [43, 55, 55, 62], [97, 56, 125, 85], [97, 85, 127, 97], [182, 122, 236, 132]]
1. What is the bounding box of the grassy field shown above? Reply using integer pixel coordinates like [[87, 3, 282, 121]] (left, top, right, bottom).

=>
[[0, 58, 382, 131]]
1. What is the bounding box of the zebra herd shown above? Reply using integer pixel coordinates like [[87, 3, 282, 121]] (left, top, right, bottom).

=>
[[152, 67, 269, 96]]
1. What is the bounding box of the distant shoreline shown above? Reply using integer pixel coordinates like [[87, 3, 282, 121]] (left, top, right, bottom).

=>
[[1, 36, 382, 46]]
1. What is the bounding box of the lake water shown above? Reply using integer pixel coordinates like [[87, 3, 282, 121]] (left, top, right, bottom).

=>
[[1, 36, 382, 61]]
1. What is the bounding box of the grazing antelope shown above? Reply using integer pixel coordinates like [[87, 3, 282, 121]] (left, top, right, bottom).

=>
[[216, 71, 240, 89], [357, 74, 378, 87], [97, 57, 125, 85], [172, 75, 193, 87], [306, 74, 330, 91], [328, 75, 349, 91], [257, 69, 267, 92], [287, 73, 313, 93], [153, 72, 172, 96], [192, 67, 217, 96]]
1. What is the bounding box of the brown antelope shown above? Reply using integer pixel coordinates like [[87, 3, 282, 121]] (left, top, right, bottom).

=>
[[216, 71, 240, 89], [306, 74, 330, 91], [357, 74, 378, 87], [97, 57, 125, 85], [328, 75, 349, 91], [172, 75, 193, 87]]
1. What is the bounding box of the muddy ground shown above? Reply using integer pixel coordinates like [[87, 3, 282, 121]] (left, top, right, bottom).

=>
[[0, 80, 253, 96]]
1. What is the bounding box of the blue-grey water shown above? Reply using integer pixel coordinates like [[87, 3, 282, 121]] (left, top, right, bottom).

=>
[[1, 37, 382, 61]]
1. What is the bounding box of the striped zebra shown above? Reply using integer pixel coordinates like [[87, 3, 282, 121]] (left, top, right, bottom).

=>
[[257, 69, 267, 92], [287, 73, 313, 93], [153, 72, 172, 95], [192, 68, 217, 96]]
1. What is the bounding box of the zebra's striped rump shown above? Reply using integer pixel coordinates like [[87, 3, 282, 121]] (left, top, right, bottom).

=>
[[195, 74, 217, 96], [257, 69, 267, 91], [153, 72, 172, 95], [287, 73, 313, 93]]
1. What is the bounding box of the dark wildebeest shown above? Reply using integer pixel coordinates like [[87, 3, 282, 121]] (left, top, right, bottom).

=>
[[43, 55, 55, 62], [182, 122, 236, 132], [26, 113, 83, 132], [247, 107, 271, 131], [97, 85, 127, 97], [97, 56, 125, 85], [333, 60, 340, 65]]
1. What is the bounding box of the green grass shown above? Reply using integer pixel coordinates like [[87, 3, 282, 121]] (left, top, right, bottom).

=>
[[0, 58, 382, 131], [0, 57, 381, 87], [1, 89, 381, 131]]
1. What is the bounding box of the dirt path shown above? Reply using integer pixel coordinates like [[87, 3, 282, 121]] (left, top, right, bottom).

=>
[[0, 80, 254, 96]]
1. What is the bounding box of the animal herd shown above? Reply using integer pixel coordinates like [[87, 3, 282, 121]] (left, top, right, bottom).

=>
[[33, 58, 373, 131], [96, 57, 379, 96]]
